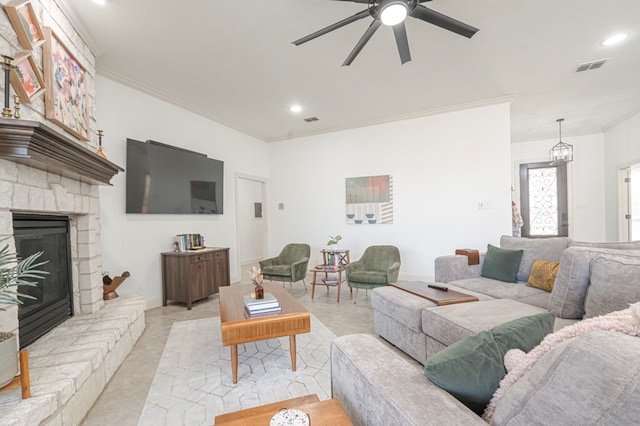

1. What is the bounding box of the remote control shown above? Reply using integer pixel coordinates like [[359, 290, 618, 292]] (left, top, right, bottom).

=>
[[428, 284, 449, 291]]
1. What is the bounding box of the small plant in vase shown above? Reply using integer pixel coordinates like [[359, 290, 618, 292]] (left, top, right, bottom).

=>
[[0, 241, 48, 387], [326, 235, 343, 267], [247, 266, 264, 299]]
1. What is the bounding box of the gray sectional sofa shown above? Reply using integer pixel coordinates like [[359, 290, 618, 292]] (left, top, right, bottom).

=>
[[330, 236, 640, 425], [372, 236, 640, 363], [331, 330, 640, 425]]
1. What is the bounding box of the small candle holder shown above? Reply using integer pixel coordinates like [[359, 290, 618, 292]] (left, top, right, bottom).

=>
[[96, 129, 107, 159], [2, 55, 14, 118], [13, 95, 20, 119]]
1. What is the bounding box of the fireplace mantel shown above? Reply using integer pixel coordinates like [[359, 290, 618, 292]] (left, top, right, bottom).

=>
[[0, 118, 123, 185]]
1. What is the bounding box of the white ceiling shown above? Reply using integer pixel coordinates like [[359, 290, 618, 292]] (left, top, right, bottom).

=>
[[63, 0, 640, 143]]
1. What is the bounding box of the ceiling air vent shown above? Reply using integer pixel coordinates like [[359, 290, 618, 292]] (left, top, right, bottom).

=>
[[303, 116, 319, 123], [575, 58, 609, 72]]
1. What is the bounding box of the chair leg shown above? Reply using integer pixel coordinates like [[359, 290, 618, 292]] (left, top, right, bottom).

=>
[[353, 287, 359, 304], [302, 279, 307, 290], [282, 281, 285, 288]]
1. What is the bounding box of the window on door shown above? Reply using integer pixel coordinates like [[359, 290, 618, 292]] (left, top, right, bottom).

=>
[[519, 161, 569, 237]]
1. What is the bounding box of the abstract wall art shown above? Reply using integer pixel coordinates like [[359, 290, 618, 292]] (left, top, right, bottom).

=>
[[345, 174, 394, 224]]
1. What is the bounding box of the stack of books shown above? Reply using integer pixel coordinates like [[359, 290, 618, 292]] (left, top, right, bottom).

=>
[[243, 292, 281, 316], [174, 234, 205, 252]]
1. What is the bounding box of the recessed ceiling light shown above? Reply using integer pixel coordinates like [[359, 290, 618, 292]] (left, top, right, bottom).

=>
[[92, 0, 108, 5], [602, 33, 628, 46], [289, 105, 302, 113]]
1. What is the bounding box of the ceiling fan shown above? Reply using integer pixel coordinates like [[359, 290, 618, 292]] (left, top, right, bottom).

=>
[[292, 0, 479, 66]]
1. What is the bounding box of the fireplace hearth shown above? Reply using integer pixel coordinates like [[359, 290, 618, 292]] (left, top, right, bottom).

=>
[[13, 214, 73, 349]]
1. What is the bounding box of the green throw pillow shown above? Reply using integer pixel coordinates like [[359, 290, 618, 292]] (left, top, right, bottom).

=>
[[481, 244, 523, 283], [425, 312, 555, 415]]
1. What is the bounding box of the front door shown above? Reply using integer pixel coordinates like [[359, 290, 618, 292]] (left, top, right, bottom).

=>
[[519, 162, 569, 237]]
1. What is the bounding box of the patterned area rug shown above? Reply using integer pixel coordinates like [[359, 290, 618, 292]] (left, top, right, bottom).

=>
[[138, 315, 335, 425]]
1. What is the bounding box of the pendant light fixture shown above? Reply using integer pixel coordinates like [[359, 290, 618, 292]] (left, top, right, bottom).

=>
[[549, 118, 573, 164]]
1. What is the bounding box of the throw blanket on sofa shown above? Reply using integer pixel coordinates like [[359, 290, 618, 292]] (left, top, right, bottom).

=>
[[483, 302, 640, 421]]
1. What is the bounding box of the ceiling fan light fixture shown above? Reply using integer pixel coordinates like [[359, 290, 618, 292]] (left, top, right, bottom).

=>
[[380, 2, 408, 26]]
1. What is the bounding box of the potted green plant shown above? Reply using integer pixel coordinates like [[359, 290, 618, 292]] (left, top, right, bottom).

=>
[[0, 241, 47, 387], [327, 235, 342, 251]]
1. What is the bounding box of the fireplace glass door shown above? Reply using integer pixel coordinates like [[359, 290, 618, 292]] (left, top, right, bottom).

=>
[[13, 214, 73, 349]]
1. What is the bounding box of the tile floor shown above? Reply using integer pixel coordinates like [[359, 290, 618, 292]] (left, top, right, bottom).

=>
[[81, 277, 379, 425]]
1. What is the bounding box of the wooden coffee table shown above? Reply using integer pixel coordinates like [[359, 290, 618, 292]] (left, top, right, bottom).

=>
[[219, 282, 311, 384], [389, 281, 479, 305], [214, 394, 353, 425]]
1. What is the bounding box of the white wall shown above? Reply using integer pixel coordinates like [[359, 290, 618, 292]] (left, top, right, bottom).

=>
[[604, 111, 640, 240], [268, 103, 513, 280], [511, 133, 606, 242], [97, 77, 269, 308]]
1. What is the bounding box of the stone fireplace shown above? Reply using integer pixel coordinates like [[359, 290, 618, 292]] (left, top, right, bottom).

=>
[[0, 119, 147, 425], [0, 118, 122, 341]]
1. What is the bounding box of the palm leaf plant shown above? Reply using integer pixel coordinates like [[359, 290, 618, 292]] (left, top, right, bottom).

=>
[[0, 242, 48, 312]]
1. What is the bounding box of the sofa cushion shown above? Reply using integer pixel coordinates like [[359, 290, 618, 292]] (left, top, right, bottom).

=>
[[448, 277, 550, 307], [584, 254, 640, 318], [371, 286, 436, 333], [570, 240, 640, 249], [500, 236, 570, 282], [549, 247, 640, 319], [423, 299, 548, 348], [348, 270, 388, 284], [526, 260, 559, 292], [261, 264, 290, 276], [491, 331, 640, 425], [425, 313, 554, 415], [481, 244, 523, 283]]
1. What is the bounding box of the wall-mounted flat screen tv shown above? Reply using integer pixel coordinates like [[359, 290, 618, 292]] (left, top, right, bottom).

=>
[[125, 139, 224, 214]]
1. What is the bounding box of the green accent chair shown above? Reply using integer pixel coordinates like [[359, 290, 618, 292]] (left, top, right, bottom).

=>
[[346, 245, 401, 303], [259, 243, 311, 289]]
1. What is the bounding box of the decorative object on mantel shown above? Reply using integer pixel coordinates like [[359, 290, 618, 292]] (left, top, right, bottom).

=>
[[102, 271, 130, 300], [1, 55, 14, 118], [9, 51, 45, 104], [13, 95, 21, 119], [549, 118, 573, 164], [96, 129, 107, 159], [0, 118, 124, 185], [3, 0, 45, 51], [43, 27, 89, 141]]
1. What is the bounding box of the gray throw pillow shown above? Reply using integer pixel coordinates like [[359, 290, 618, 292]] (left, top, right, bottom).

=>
[[425, 312, 554, 415], [584, 254, 640, 318], [481, 244, 523, 283]]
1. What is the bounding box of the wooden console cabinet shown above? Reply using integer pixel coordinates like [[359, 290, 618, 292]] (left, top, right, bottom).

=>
[[161, 247, 230, 310]]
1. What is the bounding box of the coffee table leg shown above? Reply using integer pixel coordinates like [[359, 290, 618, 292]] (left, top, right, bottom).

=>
[[337, 270, 342, 303], [231, 344, 238, 384], [290, 335, 297, 371]]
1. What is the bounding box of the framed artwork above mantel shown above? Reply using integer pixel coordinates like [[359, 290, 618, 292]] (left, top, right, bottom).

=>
[[43, 27, 90, 141], [4, 0, 45, 50], [10, 51, 45, 103]]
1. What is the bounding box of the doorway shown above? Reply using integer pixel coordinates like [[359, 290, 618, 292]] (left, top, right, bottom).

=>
[[519, 161, 569, 237], [619, 163, 640, 241], [235, 174, 268, 280]]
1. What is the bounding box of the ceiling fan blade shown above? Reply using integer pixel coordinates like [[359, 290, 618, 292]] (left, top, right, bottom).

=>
[[410, 5, 479, 38], [293, 9, 371, 45], [393, 22, 411, 64], [342, 19, 382, 66]]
